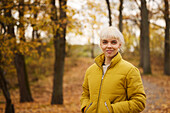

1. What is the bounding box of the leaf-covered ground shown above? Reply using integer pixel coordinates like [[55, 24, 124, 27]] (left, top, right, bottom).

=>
[[0, 57, 170, 113]]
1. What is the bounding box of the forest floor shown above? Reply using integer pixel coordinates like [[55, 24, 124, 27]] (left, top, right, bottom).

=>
[[0, 57, 170, 113]]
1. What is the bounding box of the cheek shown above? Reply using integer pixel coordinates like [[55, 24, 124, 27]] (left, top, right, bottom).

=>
[[100, 45, 106, 51], [113, 44, 120, 49]]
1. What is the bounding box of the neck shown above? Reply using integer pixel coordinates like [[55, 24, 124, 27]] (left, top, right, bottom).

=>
[[104, 52, 118, 65], [104, 57, 112, 65]]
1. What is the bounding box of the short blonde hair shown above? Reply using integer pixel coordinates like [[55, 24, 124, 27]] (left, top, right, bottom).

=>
[[99, 26, 125, 51]]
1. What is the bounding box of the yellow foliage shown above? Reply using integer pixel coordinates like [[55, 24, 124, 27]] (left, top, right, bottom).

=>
[[46, 48, 51, 52]]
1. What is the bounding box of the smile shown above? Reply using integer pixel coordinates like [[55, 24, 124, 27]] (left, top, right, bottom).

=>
[[106, 50, 114, 54]]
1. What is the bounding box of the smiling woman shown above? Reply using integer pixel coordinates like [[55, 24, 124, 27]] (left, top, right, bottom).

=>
[[80, 26, 146, 113], [100, 38, 121, 65]]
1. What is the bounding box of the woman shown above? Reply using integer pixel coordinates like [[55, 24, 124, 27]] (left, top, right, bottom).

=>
[[80, 26, 146, 113]]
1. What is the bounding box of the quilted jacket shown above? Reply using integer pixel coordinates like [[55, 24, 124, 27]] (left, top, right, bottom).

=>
[[80, 52, 146, 113]]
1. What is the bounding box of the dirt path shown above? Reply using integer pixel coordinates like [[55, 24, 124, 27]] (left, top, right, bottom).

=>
[[142, 76, 170, 113], [142, 78, 168, 113]]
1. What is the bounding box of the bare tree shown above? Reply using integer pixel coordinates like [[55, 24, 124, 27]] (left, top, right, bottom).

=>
[[0, 68, 15, 113], [164, 0, 170, 75], [91, 30, 95, 58], [0, 28, 14, 113], [119, 0, 123, 32], [105, 0, 112, 26], [14, 0, 33, 102], [140, 0, 151, 74], [51, 0, 67, 104], [0, 1, 15, 111]]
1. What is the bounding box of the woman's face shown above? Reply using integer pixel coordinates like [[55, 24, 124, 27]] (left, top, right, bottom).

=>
[[100, 38, 121, 58]]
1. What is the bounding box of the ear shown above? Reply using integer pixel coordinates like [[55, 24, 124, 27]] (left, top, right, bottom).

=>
[[119, 43, 122, 48]]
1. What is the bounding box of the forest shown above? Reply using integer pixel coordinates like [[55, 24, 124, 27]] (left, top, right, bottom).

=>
[[0, 0, 169, 113]]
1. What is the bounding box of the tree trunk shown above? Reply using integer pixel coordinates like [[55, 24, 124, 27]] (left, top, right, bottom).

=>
[[52, 36, 65, 104], [14, 0, 33, 102], [0, 68, 15, 113], [0, 48, 15, 113], [105, 0, 112, 26], [51, 0, 67, 104], [139, 27, 144, 67], [14, 53, 33, 102], [91, 43, 95, 58], [140, 0, 151, 74], [91, 30, 95, 58], [164, 0, 170, 75], [119, 0, 123, 32], [1, 1, 15, 111]]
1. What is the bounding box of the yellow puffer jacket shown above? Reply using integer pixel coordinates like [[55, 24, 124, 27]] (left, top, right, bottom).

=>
[[80, 52, 146, 113]]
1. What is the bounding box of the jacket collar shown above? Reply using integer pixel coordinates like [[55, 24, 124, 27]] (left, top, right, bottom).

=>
[[94, 52, 122, 68]]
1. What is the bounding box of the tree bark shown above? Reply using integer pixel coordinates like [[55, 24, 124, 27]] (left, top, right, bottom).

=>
[[1, 2, 15, 111], [164, 0, 170, 75], [91, 30, 95, 58], [0, 68, 15, 113], [140, 0, 151, 74], [105, 0, 112, 26], [139, 27, 144, 67], [51, 0, 67, 104], [0, 43, 15, 113], [91, 42, 95, 58], [14, 53, 33, 102], [0, 1, 15, 108], [14, 0, 33, 102], [119, 0, 123, 32]]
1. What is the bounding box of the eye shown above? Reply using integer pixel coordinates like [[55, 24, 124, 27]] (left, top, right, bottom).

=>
[[102, 40, 108, 44], [111, 40, 117, 45]]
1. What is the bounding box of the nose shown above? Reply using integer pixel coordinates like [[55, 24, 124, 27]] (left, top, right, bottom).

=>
[[107, 42, 112, 48]]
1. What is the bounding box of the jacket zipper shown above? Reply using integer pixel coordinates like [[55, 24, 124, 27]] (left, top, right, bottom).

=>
[[95, 61, 111, 113], [85, 102, 93, 113], [105, 102, 111, 113]]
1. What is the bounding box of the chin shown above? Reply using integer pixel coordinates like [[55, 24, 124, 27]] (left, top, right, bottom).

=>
[[106, 54, 114, 58]]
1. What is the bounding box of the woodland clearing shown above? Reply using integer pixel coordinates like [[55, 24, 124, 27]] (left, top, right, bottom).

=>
[[0, 56, 170, 113]]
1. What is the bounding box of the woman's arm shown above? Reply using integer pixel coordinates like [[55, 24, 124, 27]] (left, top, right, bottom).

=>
[[111, 67, 146, 113]]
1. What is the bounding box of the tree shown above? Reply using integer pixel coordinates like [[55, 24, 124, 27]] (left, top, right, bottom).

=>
[[105, 0, 112, 26], [164, 0, 170, 75], [14, 0, 33, 102], [51, 0, 67, 104], [140, 0, 151, 74], [0, 1, 15, 112], [119, 0, 123, 32], [0, 67, 15, 113], [91, 29, 95, 58]]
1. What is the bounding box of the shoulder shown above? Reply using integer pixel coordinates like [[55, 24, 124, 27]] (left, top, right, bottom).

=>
[[86, 63, 98, 74], [118, 59, 140, 74], [122, 60, 141, 77], [119, 59, 136, 69]]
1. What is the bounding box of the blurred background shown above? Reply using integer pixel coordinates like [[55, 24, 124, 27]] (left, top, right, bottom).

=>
[[0, 0, 169, 113]]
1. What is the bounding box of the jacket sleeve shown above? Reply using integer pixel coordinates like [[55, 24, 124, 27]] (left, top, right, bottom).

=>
[[111, 67, 146, 113], [80, 70, 90, 112]]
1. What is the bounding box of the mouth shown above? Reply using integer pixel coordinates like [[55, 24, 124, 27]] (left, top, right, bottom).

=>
[[106, 50, 114, 54]]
